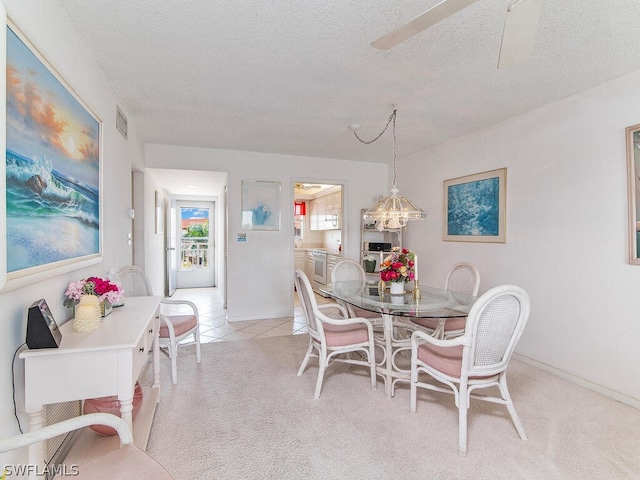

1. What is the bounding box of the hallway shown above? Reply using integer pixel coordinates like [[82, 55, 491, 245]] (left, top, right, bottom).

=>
[[169, 287, 330, 343]]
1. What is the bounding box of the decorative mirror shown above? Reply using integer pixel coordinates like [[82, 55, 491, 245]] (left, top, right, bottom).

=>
[[626, 124, 640, 265]]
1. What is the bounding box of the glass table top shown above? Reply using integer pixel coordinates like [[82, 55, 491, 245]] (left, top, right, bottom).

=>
[[321, 281, 478, 318]]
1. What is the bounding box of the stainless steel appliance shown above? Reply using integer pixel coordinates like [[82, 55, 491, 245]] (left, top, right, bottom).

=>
[[312, 250, 327, 285]]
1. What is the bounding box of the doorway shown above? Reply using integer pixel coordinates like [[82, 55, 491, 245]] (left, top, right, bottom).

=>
[[292, 180, 345, 301], [176, 200, 216, 288], [292, 182, 344, 251]]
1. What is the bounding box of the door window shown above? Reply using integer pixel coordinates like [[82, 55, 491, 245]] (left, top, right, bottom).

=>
[[180, 207, 210, 270]]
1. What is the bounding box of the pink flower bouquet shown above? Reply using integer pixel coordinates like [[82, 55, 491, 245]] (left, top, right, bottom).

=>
[[64, 277, 124, 308]]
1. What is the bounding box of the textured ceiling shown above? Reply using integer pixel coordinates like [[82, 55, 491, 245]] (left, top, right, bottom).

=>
[[55, 0, 640, 165]]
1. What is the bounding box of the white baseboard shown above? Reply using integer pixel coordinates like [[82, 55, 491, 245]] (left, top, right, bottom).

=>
[[227, 313, 292, 322], [513, 353, 640, 410]]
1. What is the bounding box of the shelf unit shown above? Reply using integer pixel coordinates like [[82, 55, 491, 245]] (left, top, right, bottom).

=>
[[360, 209, 404, 284]]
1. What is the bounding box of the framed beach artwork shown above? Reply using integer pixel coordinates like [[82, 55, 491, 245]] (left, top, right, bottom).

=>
[[625, 124, 640, 265], [241, 180, 281, 231], [443, 168, 506, 243], [3, 20, 102, 290], [1, 4, 7, 290]]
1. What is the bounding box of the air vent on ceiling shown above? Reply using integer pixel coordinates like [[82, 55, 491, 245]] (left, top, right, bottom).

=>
[[116, 106, 128, 140]]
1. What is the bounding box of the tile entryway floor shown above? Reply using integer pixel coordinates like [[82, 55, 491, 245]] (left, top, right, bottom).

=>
[[169, 287, 330, 343]]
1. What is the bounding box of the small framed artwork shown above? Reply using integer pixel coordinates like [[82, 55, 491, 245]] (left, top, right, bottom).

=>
[[155, 191, 164, 234], [625, 124, 640, 265], [3, 19, 102, 290], [443, 168, 507, 243], [241, 180, 281, 231]]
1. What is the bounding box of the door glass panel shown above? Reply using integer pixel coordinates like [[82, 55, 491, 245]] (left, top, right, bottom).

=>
[[180, 207, 209, 271]]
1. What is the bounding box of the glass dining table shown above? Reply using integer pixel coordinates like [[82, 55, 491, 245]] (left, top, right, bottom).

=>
[[320, 281, 478, 398]]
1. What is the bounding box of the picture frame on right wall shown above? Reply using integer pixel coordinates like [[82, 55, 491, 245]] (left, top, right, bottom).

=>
[[443, 168, 507, 243], [625, 124, 640, 265]]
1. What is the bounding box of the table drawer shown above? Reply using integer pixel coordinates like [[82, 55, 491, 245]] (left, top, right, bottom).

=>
[[132, 316, 156, 378]]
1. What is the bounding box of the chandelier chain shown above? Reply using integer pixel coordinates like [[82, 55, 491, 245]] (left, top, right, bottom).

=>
[[352, 108, 398, 186]]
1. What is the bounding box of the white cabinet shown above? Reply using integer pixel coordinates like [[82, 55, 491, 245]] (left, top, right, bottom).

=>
[[327, 253, 341, 284], [305, 250, 315, 281], [294, 250, 306, 289], [294, 250, 305, 273], [325, 191, 341, 230], [309, 190, 341, 231], [309, 196, 324, 230]]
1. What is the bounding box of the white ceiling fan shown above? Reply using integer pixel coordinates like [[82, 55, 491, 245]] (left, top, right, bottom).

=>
[[371, 0, 543, 68]]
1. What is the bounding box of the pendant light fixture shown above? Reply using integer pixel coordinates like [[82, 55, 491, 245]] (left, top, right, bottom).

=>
[[352, 106, 426, 230]]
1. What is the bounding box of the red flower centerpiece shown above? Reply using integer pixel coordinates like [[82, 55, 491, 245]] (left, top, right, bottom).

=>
[[379, 247, 416, 283]]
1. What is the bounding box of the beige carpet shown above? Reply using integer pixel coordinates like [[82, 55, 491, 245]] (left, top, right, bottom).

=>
[[146, 335, 640, 479]]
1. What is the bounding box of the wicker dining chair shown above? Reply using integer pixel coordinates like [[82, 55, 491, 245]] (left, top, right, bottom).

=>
[[115, 266, 201, 384], [330, 259, 383, 323], [410, 262, 480, 338], [410, 284, 530, 455], [295, 269, 376, 399]]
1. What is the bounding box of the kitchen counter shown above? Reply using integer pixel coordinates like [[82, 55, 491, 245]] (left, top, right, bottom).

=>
[[294, 247, 342, 256]]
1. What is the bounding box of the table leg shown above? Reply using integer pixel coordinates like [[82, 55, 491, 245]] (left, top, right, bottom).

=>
[[434, 318, 446, 339], [153, 314, 160, 392], [119, 397, 134, 432], [383, 313, 394, 398], [27, 409, 45, 480]]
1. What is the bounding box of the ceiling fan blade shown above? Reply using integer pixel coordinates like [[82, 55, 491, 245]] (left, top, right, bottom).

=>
[[371, 0, 478, 50], [498, 0, 543, 68]]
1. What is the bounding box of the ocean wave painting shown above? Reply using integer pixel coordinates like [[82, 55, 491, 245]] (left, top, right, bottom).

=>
[[444, 169, 506, 243], [6, 25, 101, 274]]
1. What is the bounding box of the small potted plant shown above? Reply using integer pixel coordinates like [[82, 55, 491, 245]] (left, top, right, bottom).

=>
[[363, 255, 377, 273]]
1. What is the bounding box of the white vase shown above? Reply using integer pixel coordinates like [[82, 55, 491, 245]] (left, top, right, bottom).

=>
[[390, 294, 405, 305], [390, 282, 405, 295]]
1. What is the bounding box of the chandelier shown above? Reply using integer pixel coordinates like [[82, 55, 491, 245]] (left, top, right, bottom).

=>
[[352, 107, 426, 230]]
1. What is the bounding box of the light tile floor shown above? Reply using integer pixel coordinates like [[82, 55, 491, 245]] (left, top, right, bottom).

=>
[[168, 287, 332, 343]]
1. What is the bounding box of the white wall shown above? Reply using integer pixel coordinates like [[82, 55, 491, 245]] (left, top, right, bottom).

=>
[[0, 0, 144, 464], [400, 69, 640, 404], [6, 2, 640, 470], [145, 144, 388, 321], [142, 174, 167, 295]]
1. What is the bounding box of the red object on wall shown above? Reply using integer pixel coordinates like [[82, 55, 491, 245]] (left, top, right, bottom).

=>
[[294, 202, 306, 216]]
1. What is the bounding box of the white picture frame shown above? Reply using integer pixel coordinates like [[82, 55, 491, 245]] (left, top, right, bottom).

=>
[[241, 180, 281, 231]]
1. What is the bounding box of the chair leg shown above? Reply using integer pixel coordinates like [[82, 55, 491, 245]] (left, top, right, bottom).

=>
[[458, 384, 469, 455], [170, 341, 178, 385], [195, 328, 202, 364], [297, 339, 313, 376], [409, 366, 417, 413], [313, 349, 327, 400], [368, 345, 376, 390], [499, 373, 528, 440]]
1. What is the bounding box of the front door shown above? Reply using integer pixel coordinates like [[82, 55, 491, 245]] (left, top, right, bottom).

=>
[[166, 198, 177, 296], [176, 200, 215, 288]]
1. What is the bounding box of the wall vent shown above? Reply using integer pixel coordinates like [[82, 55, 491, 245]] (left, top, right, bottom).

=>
[[44, 400, 82, 478], [116, 106, 128, 140]]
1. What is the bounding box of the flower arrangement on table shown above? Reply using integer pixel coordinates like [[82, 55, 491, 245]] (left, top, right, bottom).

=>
[[64, 277, 124, 311], [379, 247, 416, 283]]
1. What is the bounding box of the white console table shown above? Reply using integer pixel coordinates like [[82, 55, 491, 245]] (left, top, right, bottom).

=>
[[19, 295, 162, 474]]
